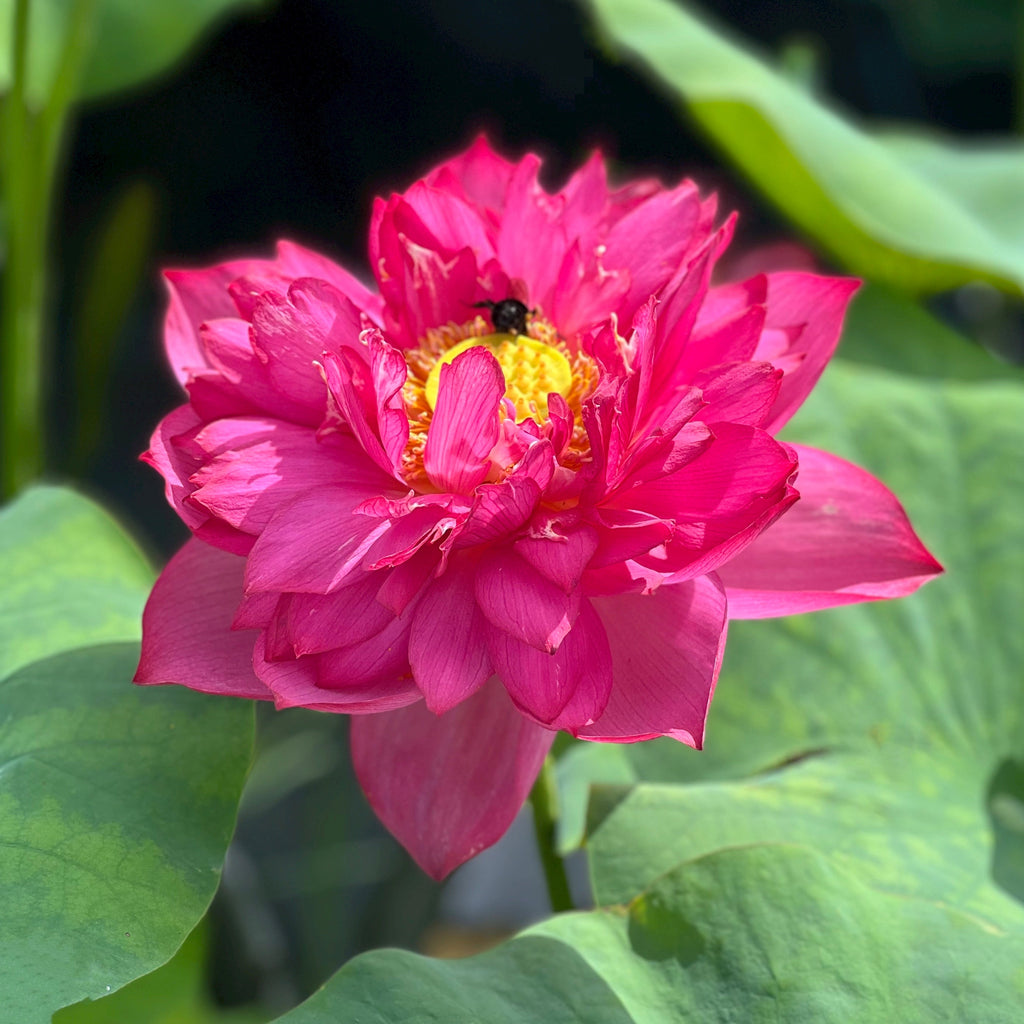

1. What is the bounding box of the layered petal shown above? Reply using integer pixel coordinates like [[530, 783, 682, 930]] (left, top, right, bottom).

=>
[[486, 600, 613, 732], [164, 256, 282, 383], [409, 561, 491, 713], [475, 548, 580, 652], [423, 346, 505, 492], [756, 273, 861, 431], [719, 444, 943, 617], [135, 538, 270, 699], [188, 420, 375, 540], [245, 485, 396, 594], [580, 575, 728, 745], [254, 635, 420, 714], [351, 677, 554, 879]]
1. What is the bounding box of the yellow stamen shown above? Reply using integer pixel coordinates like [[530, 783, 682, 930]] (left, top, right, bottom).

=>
[[402, 314, 598, 483], [424, 332, 573, 422]]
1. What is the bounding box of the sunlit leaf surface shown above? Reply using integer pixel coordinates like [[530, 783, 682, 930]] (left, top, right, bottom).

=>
[[585, 0, 1024, 296], [0, 488, 253, 1023], [274, 339, 1024, 1019]]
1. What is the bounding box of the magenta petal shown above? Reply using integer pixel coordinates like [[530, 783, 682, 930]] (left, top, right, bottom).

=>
[[249, 290, 333, 416], [245, 486, 393, 594], [285, 575, 395, 655], [422, 134, 516, 210], [398, 181, 497, 260], [719, 444, 943, 617], [135, 538, 271, 700], [475, 548, 580, 652], [164, 258, 279, 383], [692, 361, 783, 429], [455, 439, 552, 547], [514, 522, 599, 592], [254, 635, 420, 714], [603, 180, 702, 317], [143, 405, 207, 533], [757, 273, 860, 431], [350, 677, 554, 879], [424, 346, 504, 492], [486, 600, 612, 731], [276, 240, 383, 321], [409, 564, 491, 713], [316, 608, 414, 688], [321, 348, 395, 476], [580, 575, 728, 746], [189, 421, 370, 539], [496, 156, 567, 310]]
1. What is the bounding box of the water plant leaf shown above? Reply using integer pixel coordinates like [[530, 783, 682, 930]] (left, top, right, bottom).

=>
[[0, 488, 253, 1023], [585, 0, 1024, 296]]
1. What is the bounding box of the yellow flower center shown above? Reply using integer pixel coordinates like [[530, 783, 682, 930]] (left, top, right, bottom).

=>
[[424, 332, 573, 422], [401, 313, 598, 484]]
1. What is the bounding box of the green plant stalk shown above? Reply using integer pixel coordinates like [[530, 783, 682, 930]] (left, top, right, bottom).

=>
[[529, 755, 575, 913], [1, 0, 93, 500], [1, 0, 41, 499]]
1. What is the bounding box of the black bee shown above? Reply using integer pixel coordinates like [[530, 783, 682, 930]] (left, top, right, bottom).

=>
[[474, 297, 532, 336]]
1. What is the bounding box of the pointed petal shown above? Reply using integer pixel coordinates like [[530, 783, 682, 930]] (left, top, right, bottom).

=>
[[409, 563, 491, 713], [244, 486, 393, 594], [692, 361, 783, 428], [135, 538, 270, 699], [683, 300, 766, 376], [486, 600, 612, 731], [614, 422, 796, 523], [424, 346, 504, 492], [421, 134, 516, 211], [276, 239, 383, 322], [253, 635, 420, 713], [143, 404, 207, 532], [350, 677, 554, 878], [475, 548, 580, 652], [757, 273, 861, 431], [396, 182, 497, 260], [603, 180, 703, 317], [580, 575, 728, 745], [719, 444, 943, 617], [496, 155, 567, 310], [164, 257, 281, 383]]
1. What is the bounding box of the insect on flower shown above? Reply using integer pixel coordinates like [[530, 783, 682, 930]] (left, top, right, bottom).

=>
[[135, 137, 942, 879], [474, 297, 533, 336]]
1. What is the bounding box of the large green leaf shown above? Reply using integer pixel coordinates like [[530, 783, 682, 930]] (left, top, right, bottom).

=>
[[0, 485, 151, 678], [54, 923, 268, 1024], [0, 0, 269, 106], [584, 0, 1024, 296], [558, 319, 1024, 848], [563, 358, 1024, 1016], [271, 931, 634, 1024], [270, 841, 1020, 1023], [265, 315, 1024, 1019], [840, 285, 1024, 383], [0, 488, 253, 1024]]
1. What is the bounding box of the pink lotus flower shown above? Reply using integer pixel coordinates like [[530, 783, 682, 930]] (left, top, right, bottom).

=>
[[136, 138, 942, 879]]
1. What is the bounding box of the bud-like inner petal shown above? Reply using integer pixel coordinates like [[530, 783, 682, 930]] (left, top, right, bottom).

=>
[[425, 332, 573, 421]]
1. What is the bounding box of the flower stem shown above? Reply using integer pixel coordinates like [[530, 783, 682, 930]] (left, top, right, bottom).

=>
[[528, 755, 574, 913], [0, 0, 93, 500]]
